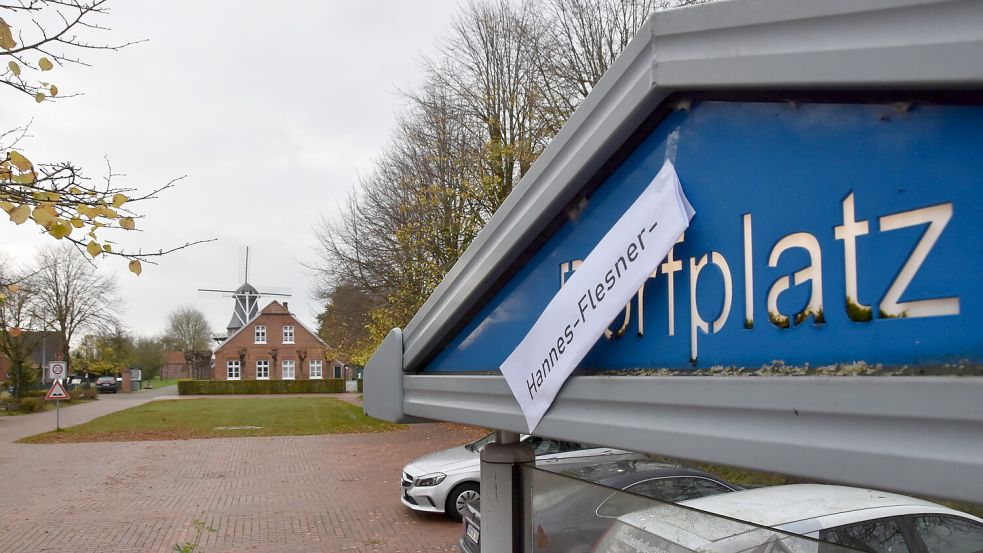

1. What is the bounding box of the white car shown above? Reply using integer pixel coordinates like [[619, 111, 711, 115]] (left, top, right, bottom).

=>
[[594, 484, 983, 553], [400, 432, 634, 521]]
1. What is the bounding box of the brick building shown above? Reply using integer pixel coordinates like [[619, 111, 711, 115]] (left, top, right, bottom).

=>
[[212, 301, 334, 381], [161, 351, 191, 380]]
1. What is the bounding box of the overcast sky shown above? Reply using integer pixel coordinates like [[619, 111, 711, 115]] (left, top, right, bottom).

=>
[[0, 0, 460, 340]]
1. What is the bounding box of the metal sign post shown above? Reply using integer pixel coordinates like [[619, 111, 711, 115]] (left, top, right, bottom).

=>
[[45, 380, 70, 431]]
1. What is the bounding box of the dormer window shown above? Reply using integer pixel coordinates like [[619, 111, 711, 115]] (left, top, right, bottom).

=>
[[255, 325, 267, 344], [283, 325, 294, 344]]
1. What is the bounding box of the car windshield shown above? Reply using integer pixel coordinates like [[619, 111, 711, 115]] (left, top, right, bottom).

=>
[[465, 432, 496, 453]]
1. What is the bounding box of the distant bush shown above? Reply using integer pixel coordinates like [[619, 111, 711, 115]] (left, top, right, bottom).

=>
[[21, 390, 46, 399], [357, 379, 363, 393], [68, 388, 96, 401], [178, 379, 347, 395], [19, 397, 45, 412]]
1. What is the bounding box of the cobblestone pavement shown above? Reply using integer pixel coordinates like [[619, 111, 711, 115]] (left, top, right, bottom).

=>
[[0, 395, 473, 552]]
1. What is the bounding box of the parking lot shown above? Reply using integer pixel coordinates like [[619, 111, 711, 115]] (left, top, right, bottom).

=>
[[0, 399, 476, 553]]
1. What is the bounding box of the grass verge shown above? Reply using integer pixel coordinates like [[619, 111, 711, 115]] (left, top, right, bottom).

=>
[[144, 378, 180, 389], [19, 397, 403, 443]]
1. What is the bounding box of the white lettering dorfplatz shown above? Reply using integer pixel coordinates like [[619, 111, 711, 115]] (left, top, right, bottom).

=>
[[500, 160, 695, 432]]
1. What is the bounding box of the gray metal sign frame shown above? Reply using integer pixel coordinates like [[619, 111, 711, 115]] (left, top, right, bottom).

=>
[[365, 0, 983, 504]]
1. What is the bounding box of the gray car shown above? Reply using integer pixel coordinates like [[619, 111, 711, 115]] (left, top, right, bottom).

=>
[[459, 458, 740, 553]]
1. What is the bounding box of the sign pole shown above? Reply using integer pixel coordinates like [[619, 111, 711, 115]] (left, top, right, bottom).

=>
[[45, 379, 70, 431]]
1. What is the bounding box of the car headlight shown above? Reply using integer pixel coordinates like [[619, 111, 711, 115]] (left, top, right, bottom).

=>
[[413, 473, 446, 487]]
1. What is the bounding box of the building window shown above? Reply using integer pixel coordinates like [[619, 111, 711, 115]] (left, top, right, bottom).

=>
[[309, 360, 322, 379], [256, 360, 269, 380], [334, 364, 342, 379], [282, 359, 295, 380], [227, 360, 241, 380], [282, 325, 294, 344], [255, 325, 267, 344]]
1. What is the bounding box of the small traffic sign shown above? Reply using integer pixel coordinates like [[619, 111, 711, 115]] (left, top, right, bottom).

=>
[[45, 379, 70, 401], [46, 361, 67, 382]]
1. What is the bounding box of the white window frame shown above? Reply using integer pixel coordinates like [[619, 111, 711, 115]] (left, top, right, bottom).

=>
[[227, 360, 241, 380], [256, 359, 269, 380], [282, 359, 295, 380], [255, 325, 267, 344], [309, 359, 322, 379], [282, 325, 294, 344]]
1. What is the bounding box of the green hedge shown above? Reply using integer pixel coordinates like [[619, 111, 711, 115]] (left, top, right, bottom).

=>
[[178, 379, 349, 395]]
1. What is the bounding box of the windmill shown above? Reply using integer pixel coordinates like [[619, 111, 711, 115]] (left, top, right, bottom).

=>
[[199, 247, 291, 339]]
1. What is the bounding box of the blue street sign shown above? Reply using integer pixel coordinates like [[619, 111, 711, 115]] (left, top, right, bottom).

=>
[[425, 100, 983, 372]]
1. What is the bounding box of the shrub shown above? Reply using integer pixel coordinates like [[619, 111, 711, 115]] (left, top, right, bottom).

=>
[[21, 390, 46, 399], [357, 379, 363, 393], [19, 397, 45, 412], [178, 379, 347, 395]]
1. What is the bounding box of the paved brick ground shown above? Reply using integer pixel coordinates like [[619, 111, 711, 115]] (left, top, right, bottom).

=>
[[0, 394, 474, 552]]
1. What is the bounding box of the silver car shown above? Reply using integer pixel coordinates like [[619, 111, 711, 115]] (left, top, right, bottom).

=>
[[595, 484, 983, 553], [401, 432, 633, 521]]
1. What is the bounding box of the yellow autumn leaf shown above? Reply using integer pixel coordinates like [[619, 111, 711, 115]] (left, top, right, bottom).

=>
[[112, 193, 128, 208], [69, 187, 81, 195], [34, 191, 59, 202], [49, 84, 58, 97], [11, 171, 35, 184], [128, 259, 142, 276], [102, 243, 112, 253], [48, 220, 72, 239], [0, 19, 16, 50], [0, 201, 12, 213], [7, 60, 20, 76], [39, 57, 53, 71], [120, 217, 136, 230], [7, 284, 19, 294], [35, 92, 45, 103], [8, 327, 21, 338], [69, 217, 84, 228], [86, 240, 101, 258], [9, 204, 30, 224], [32, 206, 54, 228], [8, 151, 32, 171]]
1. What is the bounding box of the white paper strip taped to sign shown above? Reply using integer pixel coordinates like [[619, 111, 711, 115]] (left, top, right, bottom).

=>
[[500, 160, 695, 432]]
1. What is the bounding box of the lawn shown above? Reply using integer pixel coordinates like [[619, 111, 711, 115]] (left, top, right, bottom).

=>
[[143, 378, 180, 389], [20, 397, 403, 443]]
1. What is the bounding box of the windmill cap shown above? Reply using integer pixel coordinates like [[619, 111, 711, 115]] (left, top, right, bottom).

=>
[[235, 283, 259, 294]]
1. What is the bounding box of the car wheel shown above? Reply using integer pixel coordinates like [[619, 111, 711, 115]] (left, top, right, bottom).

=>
[[446, 482, 479, 522]]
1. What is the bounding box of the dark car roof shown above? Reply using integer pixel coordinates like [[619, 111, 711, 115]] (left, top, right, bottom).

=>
[[468, 459, 736, 518], [557, 459, 734, 490]]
